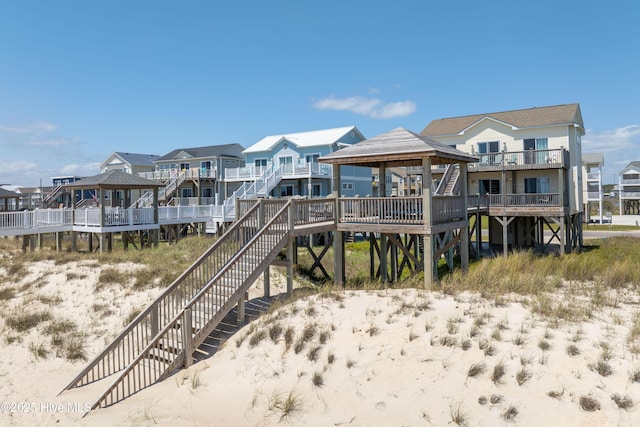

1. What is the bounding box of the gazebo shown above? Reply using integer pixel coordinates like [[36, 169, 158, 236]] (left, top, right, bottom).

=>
[[320, 127, 479, 288], [64, 170, 164, 252], [0, 187, 21, 211]]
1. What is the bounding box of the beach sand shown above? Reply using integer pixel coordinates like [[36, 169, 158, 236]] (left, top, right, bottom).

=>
[[1, 260, 640, 426]]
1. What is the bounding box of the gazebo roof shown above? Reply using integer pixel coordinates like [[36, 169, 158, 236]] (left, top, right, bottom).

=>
[[319, 127, 478, 167], [0, 187, 20, 198], [63, 170, 163, 190]]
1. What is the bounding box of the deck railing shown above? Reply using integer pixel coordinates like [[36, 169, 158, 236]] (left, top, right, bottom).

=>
[[621, 191, 640, 199], [587, 172, 601, 181], [468, 148, 567, 171], [487, 193, 561, 207]]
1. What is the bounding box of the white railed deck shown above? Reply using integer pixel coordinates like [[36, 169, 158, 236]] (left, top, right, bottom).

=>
[[587, 172, 601, 181], [225, 161, 331, 181], [468, 148, 567, 172], [139, 169, 217, 181], [620, 192, 640, 199]]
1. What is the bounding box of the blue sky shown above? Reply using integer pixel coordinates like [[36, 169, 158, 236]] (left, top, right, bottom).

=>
[[1, 0, 638, 187]]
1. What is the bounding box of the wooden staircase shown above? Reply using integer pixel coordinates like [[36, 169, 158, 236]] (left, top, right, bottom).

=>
[[435, 164, 460, 195], [61, 199, 292, 410]]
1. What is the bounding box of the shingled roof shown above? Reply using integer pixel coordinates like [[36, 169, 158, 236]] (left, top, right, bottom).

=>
[[319, 127, 478, 167], [114, 152, 160, 166], [0, 187, 20, 198], [156, 143, 243, 161], [421, 104, 584, 137], [63, 170, 163, 189]]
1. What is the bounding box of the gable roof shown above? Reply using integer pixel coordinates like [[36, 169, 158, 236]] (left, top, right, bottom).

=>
[[243, 126, 364, 154], [63, 170, 163, 189], [114, 152, 160, 166], [421, 104, 584, 137], [156, 143, 244, 161], [621, 161, 640, 174], [319, 127, 478, 167]]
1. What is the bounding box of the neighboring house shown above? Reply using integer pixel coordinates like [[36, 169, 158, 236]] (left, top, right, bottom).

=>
[[372, 167, 408, 197], [581, 153, 605, 223], [100, 152, 161, 205], [15, 186, 53, 209], [44, 176, 93, 208], [421, 103, 585, 253], [619, 161, 640, 215], [225, 126, 371, 198], [149, 143, 244, 205]]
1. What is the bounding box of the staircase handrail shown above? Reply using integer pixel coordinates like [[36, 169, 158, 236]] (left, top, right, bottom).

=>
[[89, 200, 292, 410], [435, 164, 453, 195], [43, 184, 64, 206], [61, 200, 262, 391]]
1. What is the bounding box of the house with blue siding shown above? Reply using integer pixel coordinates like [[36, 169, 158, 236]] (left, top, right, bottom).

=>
[[225, 126, 371, 198]]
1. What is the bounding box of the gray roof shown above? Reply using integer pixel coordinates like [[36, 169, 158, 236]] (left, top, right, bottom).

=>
[[63, 170, 163, 189], [582, 153, 604, 166], [0, 187, 20, 198], [156, 143, 243, 161], [115, 152, 160, 166], [421, 104, 584, 137], [319, 127, 478, 167]]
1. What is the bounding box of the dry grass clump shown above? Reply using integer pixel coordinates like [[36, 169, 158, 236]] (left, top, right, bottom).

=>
[[467, 362, 486, 379], [502, 405, 518, 422], [5, 309, 52, 332], [611, 393, 633, 410], [516, 367, 532, 386], [491, 361, 506, 384], [449, 401, 468, 426], [579, 395, 600, 412]]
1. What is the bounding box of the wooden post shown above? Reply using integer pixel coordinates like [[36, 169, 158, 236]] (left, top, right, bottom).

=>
[[237, 293, 246, 325], [558, 169, 565, 255], [153, 187, 159, 247], [286, 202, 294, 295], [332, 165, 344, 287], [71, 231, 77, 252], [259, 199, 270, 298], [182, 308, 193, 369], [150, 303, 159, 337], [460, 164, 469, 272], [56, 232, 63, 252], [380, 233, 388, 282], [422, 157, 434, 289]]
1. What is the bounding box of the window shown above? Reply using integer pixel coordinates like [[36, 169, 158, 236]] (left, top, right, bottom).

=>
[[202, 187, 213, 198], [312, 184, 321, 197], [279, 156, 293, 174], [479, 179, 500, 194], [524, 177, 550, 194], [523, 138, 548, 164], [342, 183, 353, 190], [181, 188, 192, 198], [254, 159, 267, 167], [179, 163, 190, 170], [477, 141, 500, 154], [281, 185, 293, 197], [305, 153, 320, 163], [201, 161, 211, 170]]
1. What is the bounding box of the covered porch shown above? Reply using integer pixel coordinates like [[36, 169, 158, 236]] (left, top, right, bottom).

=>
[[320, 127, 478, 288]]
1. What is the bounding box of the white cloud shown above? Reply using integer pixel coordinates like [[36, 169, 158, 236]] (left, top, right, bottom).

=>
[[312, 95, 416, 119], [25, 137, 76, 147], [61, 162, 100, 176], [0, 122, 57, 134]]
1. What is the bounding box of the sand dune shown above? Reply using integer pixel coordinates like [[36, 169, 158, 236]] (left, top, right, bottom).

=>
[[1, 260, 640, 426]]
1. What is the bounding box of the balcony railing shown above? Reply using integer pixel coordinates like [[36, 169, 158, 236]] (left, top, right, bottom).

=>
[[587, 172, 601, 181], [621, 192, 640, 199], [487, 193, 562, 207], [139, 168, 217, 181], [226, 161, 331, 181], [621, 179, 640, 185], [586, 192, 602, 201], [468, 149, 567, 172]]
